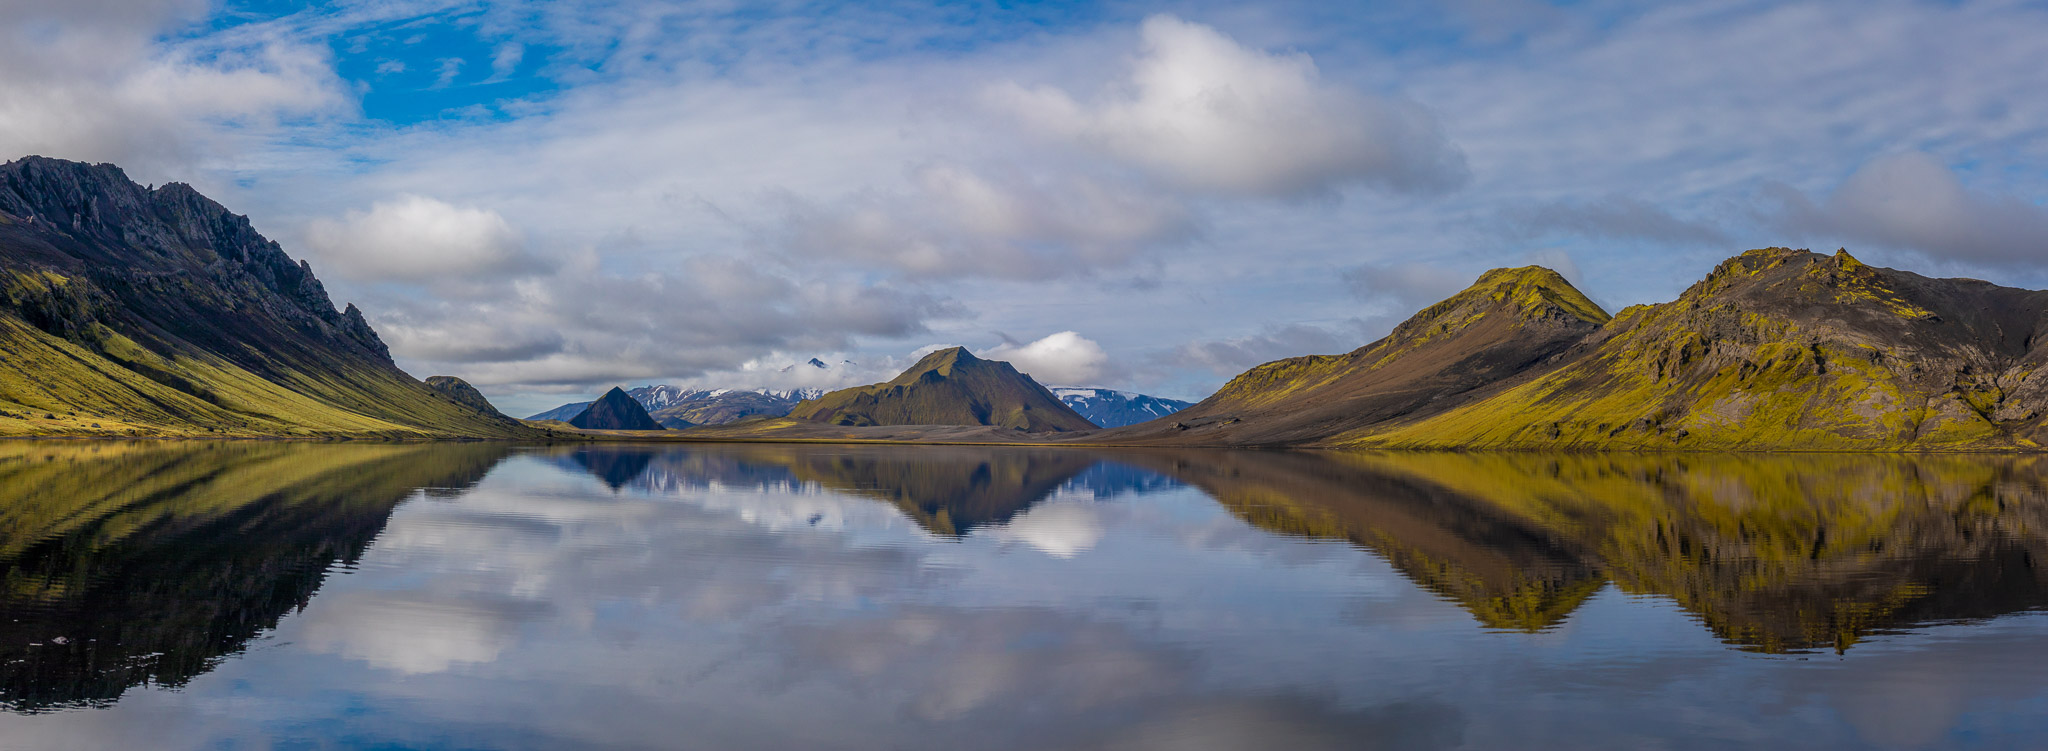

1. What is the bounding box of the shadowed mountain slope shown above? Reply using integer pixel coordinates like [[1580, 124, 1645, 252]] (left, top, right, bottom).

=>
[[0, 156, 537, 438], [569, 387, 665, 430], [789, 347, 1096, 433]]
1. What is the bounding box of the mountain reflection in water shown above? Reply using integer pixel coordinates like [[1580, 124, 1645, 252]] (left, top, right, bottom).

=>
[[1, 442, 2045, 749]]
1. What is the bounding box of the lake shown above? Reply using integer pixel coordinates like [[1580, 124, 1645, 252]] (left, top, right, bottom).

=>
[[1, 441, 2045, 749]]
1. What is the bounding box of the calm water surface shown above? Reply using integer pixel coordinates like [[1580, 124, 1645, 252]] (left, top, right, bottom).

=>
[[0, 441, 2045, 749]]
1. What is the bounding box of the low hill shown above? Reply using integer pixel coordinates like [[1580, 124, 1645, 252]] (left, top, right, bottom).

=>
[[530, 385, 816, 428], [0, 156, 539, 439], [787, 347, 1096, 433]]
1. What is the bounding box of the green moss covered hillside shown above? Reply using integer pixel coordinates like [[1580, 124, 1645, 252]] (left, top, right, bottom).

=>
[[0, 156, 538, 438]]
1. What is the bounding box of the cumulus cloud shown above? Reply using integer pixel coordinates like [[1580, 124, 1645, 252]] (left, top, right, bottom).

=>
[[990, 15, 1467, 197], [770, 164, 1196, 280], [305, 195, 546, 282], [985, 331, 1113, 385], [1772, 152, 2048, 267], [372, 257, 960, 391]]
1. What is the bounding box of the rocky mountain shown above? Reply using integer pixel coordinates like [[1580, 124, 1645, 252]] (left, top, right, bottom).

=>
[[569, 387, 666, 430], [1098, 265, 1608, 446], [1106, 248, 2048, 450], [1049, 387, 1193, 428], [0, 156, 537, 438], [529, 384, 826, 428], [788, 347, 1097, 433], [424, 375, 518, 421]]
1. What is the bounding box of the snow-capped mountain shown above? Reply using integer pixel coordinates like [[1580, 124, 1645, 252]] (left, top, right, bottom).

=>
[[527, 366, 836, 427], [1047, 387, 1194, 429]]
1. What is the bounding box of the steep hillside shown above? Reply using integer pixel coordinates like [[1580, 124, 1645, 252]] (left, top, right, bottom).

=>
[[788, 347, 1097, 433], [569, 387, 666, 430], [0, 156, 538, 438], [1097, 266, 1609, 446], [1354, 249, 2048, 450]]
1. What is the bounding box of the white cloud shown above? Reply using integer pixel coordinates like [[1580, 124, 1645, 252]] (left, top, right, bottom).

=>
[[985, 331, 1111, 386], [304, 195, 542, 282], [1773, 152, 2048, 267], [490, 42, 524, 80], [0, 1, 347, 175], [988, 500, 1104, 558], [989, 14, 1467, 197], [771, 163, 1196, 280]]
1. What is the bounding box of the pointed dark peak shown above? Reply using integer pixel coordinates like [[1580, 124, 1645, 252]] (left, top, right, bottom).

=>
[[571, 387, 664, 430], [806, 357, 827, 368]]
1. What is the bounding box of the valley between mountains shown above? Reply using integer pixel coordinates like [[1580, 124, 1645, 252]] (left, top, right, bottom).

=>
[[6, 155, 2048, 451]]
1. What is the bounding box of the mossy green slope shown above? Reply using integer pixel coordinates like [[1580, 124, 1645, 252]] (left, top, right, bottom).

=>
[[1096, 266, 1610, 446], [0, 157, 537, 438], [1350, 248, 2048, 450], [788, 347, 1097, 433]]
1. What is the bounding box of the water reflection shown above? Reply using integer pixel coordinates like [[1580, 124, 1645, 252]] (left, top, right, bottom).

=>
[[1143, 451, 2048, 653], [0, 441, 511, 712], [0, 442, 2043, 749]]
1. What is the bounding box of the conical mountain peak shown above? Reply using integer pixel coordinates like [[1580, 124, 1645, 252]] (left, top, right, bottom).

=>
[[792, 347, 1094, 432]]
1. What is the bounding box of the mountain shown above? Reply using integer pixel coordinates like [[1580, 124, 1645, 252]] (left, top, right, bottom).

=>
[[788, 347, 1098, 432], [528, 384, 826, 428], [1098, 265, 1607, 446], [1356, 248, 2048, 450], [1049, 387, 1193, 428], [569, 387, 666, 430], [0, 156, 538, 439], [1108, 248, 2048, 450]]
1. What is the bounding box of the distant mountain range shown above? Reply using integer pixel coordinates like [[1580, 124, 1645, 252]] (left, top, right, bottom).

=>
[[0, 156, 537, 439], [1047, 387, 1192, 428], [532, 368, 1190, 431], [530, 384, 827, 428]]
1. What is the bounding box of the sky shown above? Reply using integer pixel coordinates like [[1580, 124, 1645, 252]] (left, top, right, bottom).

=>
[[3, 0, 2046, 416]]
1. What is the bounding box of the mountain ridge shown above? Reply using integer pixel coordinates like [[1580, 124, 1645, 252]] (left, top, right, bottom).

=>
[[0, 156, 538, 439]]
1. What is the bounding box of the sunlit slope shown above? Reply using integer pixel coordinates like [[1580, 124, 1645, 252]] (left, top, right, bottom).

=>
[[1143, 449, 2048, 653], [788, 347, 1097, 433], [1095, 267, 1610, 446], [0, 157, 537, 438], [1349, 249, 2048, 450]]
